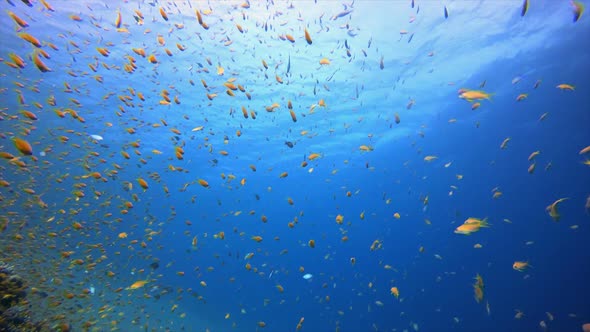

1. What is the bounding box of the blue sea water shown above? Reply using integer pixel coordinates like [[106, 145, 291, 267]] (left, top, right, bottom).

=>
[[1, 0, 589, 331]]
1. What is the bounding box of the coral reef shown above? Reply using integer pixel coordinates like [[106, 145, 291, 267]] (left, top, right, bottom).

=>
[[0, 261, 46, 331]]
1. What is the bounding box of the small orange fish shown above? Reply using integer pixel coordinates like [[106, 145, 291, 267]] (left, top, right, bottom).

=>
[[18, 32, 41, 47], [454, 217, 489, 235], [137, 178, 148, 190], [196, 9, 203, 25], [126, 280, 148, 290], [289, 110, 297, 122], [390, 287, 400, 298], [159, 7, 168, 21], [546, 198, 569, 221], [308, 153, 321, 161], [556, 84, 575, 91], [32, 51, 51, 72], [20, 110, 37, 120], [304, 28, 312, 44], [132, 48, 146, 57], [459, 89, 492, 102], [7, 11, 29, 27], [8, 53, 25, 68], [473, 283, 484, 303], [96, 47, 110, 57], [40, 0, 55, 11], [115, 10, 122, 28], [13, 137, 33, 155], [512, 261, 530, 272], [571, 1, 585, 22]]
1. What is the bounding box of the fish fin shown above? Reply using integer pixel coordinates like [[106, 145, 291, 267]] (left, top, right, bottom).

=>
[[480, 218, 491, 228]]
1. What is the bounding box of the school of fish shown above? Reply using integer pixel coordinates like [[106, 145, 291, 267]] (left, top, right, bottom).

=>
[[0, 0, 589, 331]]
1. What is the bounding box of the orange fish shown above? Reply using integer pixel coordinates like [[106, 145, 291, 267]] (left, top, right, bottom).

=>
[[289, 110, 297, 122], [454, 217, 489, 235], [546, 198, 568, 221], [196, 9, 203, 25], [137, 178, 148, 190], [571, 1, 585, 22], [304, 28, 312, 45], [556, 83, 575, 91], [159, 7, 168, 21], [40, 0, 55, 11], [512, 261, 530, 272], [13, 137, 33, 155], [459, 89, 492, 102], [126, 280, 148, 290], [132, 48, 146, 57], [18, 32, 42, 47], [7, 11, 29, 27], [96, 47, 110, 57], [32, 51, 51, 72], [115, 10, 122, 28], [308, 153, 321, 161], [20, 110, 37, 120], [390, 287, 400, 298]]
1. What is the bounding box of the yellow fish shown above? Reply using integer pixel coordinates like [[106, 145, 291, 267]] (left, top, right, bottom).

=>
[[459, 89, 493, 102], [454, 217, 489, 235], [546, 198, 569, 221], [556, 84, 575, 91], [390, 287, 400, 298], [512, 261, 530, 272], [126, 280, 148, 290]]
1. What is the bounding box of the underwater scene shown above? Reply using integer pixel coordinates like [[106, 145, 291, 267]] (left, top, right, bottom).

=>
[[1, 0, 590, 331]]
